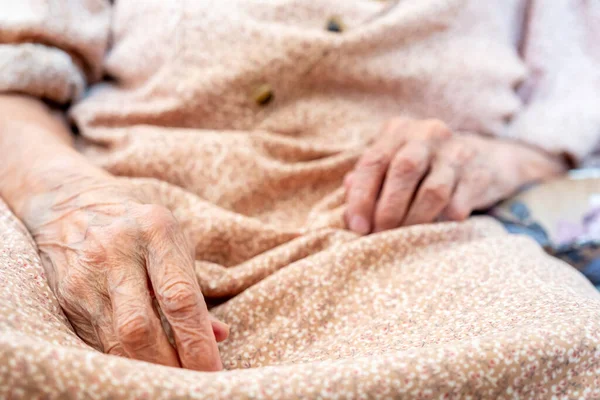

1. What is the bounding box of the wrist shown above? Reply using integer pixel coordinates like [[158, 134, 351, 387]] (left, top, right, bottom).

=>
[[504, 140, 568, 184], [0, 95, 113, 222], [3, 153, 114, 225], [462, 133, 567, 186]]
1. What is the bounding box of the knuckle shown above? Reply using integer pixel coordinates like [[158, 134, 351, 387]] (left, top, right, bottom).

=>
[[391, 156, 422, 177], [117, 311, 152, 347], [421, 183, 451, 204], [141, 204, 178, 233], [424, 119, 452, 139], [159, 281, 199, 316], [144, 204, 176, 225], [177, 332, 212, 355], [446, 204, 470, 221], [357, 152, 389, 172]]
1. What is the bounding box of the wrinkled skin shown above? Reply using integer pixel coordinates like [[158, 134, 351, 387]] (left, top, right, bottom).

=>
[[345, 117, 566, 234], [0, 95, 226, 370], [26, 177, 228, 371], [0, 95, 563, 369]]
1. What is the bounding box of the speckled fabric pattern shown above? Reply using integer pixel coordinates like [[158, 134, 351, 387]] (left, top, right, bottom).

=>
[[2, 0, 600, 398], [2, 198, 600, 399]]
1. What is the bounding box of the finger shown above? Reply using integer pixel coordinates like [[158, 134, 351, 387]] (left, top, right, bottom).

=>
[[345, 118, 412, 234], [345, 150, 392, 235], [402, 162, 457, 226], [92, 305, 128, 358], [51, 271, 130, 357], [373, 141, 431, 232], [143, 206, 222, 371], [443, 169, 492, 221], [156, 304, 230, 344], [210, 315, 230, 343], [108, 264, 180, 367], [65, 296, 127, 357]]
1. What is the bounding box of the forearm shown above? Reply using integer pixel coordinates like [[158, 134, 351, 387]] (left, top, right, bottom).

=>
[[0, 94, 111, 220], [0, 99, 226, 369]]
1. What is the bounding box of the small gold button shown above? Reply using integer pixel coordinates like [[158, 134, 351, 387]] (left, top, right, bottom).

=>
[[326, 16, 345, 33], [253, 83, 274, 106]]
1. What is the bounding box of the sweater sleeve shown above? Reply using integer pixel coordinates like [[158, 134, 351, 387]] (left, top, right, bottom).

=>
[[0, 0, 110, 104], [507, 0, 600, 165]]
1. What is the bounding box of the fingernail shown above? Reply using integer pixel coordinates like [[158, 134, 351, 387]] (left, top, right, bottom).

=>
[[350, 215, 370, 235]]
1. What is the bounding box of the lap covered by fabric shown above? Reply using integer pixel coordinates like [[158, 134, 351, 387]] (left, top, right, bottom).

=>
[[2, 195, 600, 399], [2, 0, 600, 397]]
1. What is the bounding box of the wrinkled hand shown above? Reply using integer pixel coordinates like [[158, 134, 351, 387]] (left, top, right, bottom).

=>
[[27, 177, 228, 370], [345, 117, 565, 234]]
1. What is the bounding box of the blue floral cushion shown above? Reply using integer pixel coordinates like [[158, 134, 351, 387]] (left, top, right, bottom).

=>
[[490, 169, 600, 285]]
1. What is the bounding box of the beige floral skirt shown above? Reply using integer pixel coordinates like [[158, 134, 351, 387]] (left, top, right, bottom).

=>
[[1, 195, 600, 399]]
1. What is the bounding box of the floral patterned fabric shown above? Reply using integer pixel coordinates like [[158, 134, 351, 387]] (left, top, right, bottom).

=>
[[1, 0, 600, 398], [491, 170, 600, 284]]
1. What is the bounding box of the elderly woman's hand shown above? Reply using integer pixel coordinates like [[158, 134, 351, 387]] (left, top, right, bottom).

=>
[[0, 94, 227, 370], [345, 117, 567, 234], [25, 177, 228, 370], [25, 177, 229, 370]]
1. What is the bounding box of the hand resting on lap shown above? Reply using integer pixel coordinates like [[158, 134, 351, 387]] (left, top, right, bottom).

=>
[[345, 117, 568, 234], [0, 94, 227, 371]]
